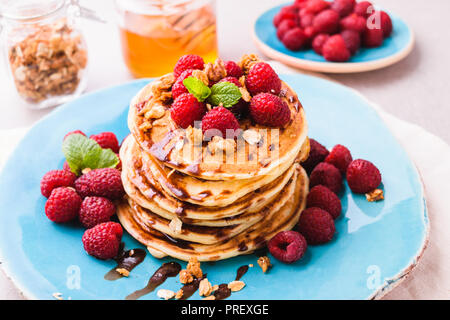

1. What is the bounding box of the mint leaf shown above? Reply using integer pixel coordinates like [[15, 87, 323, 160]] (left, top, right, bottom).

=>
[[207, 82, 242, 107], [183, 77, 211, 102], [62, 134, 119, 175]]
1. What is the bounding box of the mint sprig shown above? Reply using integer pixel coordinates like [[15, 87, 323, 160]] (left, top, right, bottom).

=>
[[207, 82, 242, 108], [62, 134, 119, 175], [183, 77, 211, 102]]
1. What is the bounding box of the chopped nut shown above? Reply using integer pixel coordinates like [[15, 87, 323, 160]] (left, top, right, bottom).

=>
[[366, 189, 384, 202], [151, 73, 174, 103], [238, 54, 260, 74], [187, 257, 203, 279], [138, 121, 153, 132], [205, 58, 227, 82], [211, 284, 219, 292], [144, 104, 166, 119], [239, 86, 252, 102], [243, 129, 262, 145], [192, 69, 209, 86], [169, 217, 183, 234], [174, 137, 185, 151], [228, 280, 245, 292], [179, 269, 194, 284], [249, 264, 254, 268], [115, 268, 130, 277], [203, 295, 216, 300], [81, 168, 91, 175], [52, 292, 63, 300], [157, 289, 175, 300], [208, 136, 236, 155], [257, 256, 272, 273], [199, 278, 213, 297], [175, 289, 184, 300], [186, 126, 203, 146]]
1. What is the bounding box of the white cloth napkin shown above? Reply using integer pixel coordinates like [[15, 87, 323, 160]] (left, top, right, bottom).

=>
[[1, 67, 449, 299]]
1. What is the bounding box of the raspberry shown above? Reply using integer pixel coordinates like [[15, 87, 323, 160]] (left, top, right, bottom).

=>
[[41, 169, 77, 198], [322, 34, 351, 62], [301, 138, 329, 174], [312, 9, 340, 34], [79, 196, 116, 228], [63, 130, 85, 141], [90, 132, 120, 153], [346, 159, 381, 193], [245, 62, 281, 96], [310, 162, 343, 194], [297, 207, 335, 245], [379, 11, 393, 38], [249, 93, 291, 127], [172, 69, 194, 100], [224, 61, 243, 78], [341, 30, 361, 55], [45, 187, 82, 223], [282, 28, 309, 51], [294, 0, 308, 9], [276, 19, 297, 41], [362, 25, 383, 47], [305, 0, 329, 14], [82, 222, 123, 260], [312, 34, 330, 55], [340, 13, 366, 34], [218, 76, 241, 87], [202, 106, 240, 139], [299, 11, 315, 28], [331, 0, 355, 17], [75, 168, 124, 199], [268, 231, 307, 263], [173, 54, 204, 78], [304, 26, 316, 39], [273, 11, 297, 28], [354, 1, 373, 18], [325, 144, 353, 174], [307, 185, 342, 219], [170, 93, 206, 129]]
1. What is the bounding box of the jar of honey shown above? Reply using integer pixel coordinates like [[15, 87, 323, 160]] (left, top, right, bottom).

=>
[[116, 0, 218, 78]]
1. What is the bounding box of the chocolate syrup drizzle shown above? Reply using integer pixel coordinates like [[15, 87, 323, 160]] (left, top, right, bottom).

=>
[[178, 275, 206, 300], [235, 265, 249, 281], [104, 244, 146, 281]]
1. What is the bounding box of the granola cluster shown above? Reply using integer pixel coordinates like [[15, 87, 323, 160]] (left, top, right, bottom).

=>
[[8, 19, 87, 103]]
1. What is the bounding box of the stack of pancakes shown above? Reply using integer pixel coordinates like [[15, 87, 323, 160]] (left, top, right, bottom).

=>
[[118, 71, 310, 262]]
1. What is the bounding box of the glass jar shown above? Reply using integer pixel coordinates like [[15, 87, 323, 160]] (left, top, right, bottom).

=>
[[116, 0, 218, 78], [0, 0, 88, 109]]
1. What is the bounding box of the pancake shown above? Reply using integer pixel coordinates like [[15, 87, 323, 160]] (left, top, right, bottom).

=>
[[125, 167, 298, 245], [121, 135, 307, 207], [128, 68, 308, 181], [117, 165, 309, 261]]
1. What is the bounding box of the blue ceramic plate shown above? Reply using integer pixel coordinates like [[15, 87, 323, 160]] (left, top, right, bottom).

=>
[[253, 3, 414, 73], [0, 75, 428, 300]]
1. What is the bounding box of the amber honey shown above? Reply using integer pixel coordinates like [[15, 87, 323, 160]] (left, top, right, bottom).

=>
[[117, 0, 218, 78]]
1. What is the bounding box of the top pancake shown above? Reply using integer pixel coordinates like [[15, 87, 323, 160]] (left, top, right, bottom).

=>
[[128, 76, 308, 181]]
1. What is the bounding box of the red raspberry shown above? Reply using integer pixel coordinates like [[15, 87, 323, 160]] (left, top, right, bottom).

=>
[[268, 231, 307, 263], [63, 130, 85, 141], [90, 132, 120, 153], [312, 34, 330, 55], [312, 9, 340, 34], [307, 185, 342, 219], [340, 13, 366, 34], [79, 196, 116, 228], [322, 34, 351, 62], [304, 26, 316, 39], [354, 1, 374, 18], [224, 61, 243, 78], [273, 11, 297, 28], [294, 0, 308, 9], [201, 106, 240, 139], [379, 11, 393, 38], [172, 69, 194, 100], [170, 93, 206, 129], [218, 77, 248, 118], [331, 0, 355, 17], [310, 162, 343, 194], [173, 54, 204, 78], [45, 187, 82, 223], [82, 222, 123, 260], [325, 144, 353, 174], [249, 93, 291, 127], [245, 62, 281, 96], [75, 168, 124, 199], [346, 159, 381, 193], [305, 0, 329, 14], [41, 169, 77, 198], [282, 28, 309, 51], [362, 25, 383, 47], [341, 30, 361, 55], [297, 207, 335, 245], [301, 138, 329, 174], [218, 76, 241, 87], [299, 11, 315, 28], [277, 19, 297, 41]]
